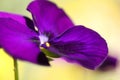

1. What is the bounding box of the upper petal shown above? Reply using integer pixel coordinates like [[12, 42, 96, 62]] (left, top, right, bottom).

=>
[[27, 0, 74, 39], [0, 18, 49, 65], [0, 11, 35, 30], [48, 26, 108, 69]]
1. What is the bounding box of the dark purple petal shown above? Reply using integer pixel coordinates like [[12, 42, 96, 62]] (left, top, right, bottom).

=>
[[23, 16, 35, 31], [0, 11, 35, 31], [47, 26, 108, 69], [98, 56, 118, 71], [0, 18, 49, 65], [27, 0, 74, 39], [37, 52, 50, 66], [34, 0, 47, 1]]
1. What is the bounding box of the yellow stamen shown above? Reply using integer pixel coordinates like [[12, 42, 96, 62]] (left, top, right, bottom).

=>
[[46, 42, 50, 47], [40, 47, 44, 49]]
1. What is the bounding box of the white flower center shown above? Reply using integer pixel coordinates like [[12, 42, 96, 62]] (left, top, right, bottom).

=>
[[39, 34, 49, 45]]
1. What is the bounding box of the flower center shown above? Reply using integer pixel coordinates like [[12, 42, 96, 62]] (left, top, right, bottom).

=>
[[39, 35, 51, 49], [39, 34, 49, 45]]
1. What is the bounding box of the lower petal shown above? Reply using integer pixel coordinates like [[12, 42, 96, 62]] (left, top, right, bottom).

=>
[[98, 56, 118, 71], [48, 26, 108, 69]]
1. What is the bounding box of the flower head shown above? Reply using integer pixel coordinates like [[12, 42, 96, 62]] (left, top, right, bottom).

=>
[[0, 0, 108, 69]]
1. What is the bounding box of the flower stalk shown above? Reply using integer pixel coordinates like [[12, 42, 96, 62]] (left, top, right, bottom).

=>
[[13, 58, 19, 80]]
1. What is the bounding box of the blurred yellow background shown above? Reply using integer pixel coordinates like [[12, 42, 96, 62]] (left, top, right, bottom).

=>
[[0, 0, 120, 80]]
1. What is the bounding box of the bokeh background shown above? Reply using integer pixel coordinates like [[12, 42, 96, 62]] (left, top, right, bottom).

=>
[[0, 0, 120, 80]]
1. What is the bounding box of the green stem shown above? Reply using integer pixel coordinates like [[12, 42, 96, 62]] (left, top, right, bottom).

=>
[[13, 58, 19, 80]]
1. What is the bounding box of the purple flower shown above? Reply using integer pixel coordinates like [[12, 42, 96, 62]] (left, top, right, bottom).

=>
[[0, 0, 108, 69]]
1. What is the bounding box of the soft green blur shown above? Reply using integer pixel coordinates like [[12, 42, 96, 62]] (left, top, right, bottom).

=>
[[0, 0, 120, 80]]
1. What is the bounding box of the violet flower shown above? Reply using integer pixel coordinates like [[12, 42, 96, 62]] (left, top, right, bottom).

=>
[[0, 0, 108, 69]]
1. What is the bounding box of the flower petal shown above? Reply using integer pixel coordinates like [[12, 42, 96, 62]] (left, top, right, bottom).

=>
[[36, 0, 47, 1], [47, 26, 108, 69], [27, 0, 74, 38], [0, 11, 35, 31], [98, 56, 118, 71], [0, 18, 49, 65]]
